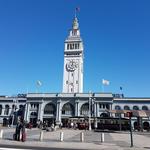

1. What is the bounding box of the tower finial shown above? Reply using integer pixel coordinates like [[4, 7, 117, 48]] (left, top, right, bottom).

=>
[[75, 7, 80, 18], [73, 7, 80, 30], [72, 17, 79, 30]]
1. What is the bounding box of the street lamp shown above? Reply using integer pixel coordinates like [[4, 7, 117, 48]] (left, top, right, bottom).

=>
[[11, 99, 18, 127], [88, 91, 92, 131]]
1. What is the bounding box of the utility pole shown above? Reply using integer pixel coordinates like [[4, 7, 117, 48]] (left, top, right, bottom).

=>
[[88, 91, 92, 131], [126, 112, 133, 147]]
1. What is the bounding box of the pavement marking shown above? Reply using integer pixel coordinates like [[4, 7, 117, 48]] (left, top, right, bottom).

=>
[[0, 148, 32, 150]]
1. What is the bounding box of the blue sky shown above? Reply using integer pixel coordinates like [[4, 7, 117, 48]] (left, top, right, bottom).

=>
[[0, 0, 150, 97]]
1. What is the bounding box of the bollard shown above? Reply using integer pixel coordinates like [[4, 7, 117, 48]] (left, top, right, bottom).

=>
[[101, 133, 104, 142], [80, 132, 84, 142], [0, 130, 3, 139], [60, 132, 64, 142], [39, 131, 43, 141]]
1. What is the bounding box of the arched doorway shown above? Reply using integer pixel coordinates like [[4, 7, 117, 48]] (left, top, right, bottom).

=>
[[100, 113, 109, 118], [0, 105, 2, 115], [61, 102, 74, 127], [134, 122, 138, 130], [143, 122, 150, 130], [43, 103, 56, 126], [62, 103, 74, 116], [4, 105, 9, 115], [30, 112, 38, 127], [3, 118, 8, 126], [80, 103, 89, 116], [115, 105, 121, 117]]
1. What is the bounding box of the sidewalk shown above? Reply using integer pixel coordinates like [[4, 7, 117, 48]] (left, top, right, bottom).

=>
[[0, 128, 149, 150]]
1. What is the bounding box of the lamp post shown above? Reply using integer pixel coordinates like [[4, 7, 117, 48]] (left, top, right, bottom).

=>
[[11, 99, 17, 127], [88, 91, 92, 131]]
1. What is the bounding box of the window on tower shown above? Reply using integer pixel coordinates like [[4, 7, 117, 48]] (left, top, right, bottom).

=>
[[75, 43, 77, 49], [67, 44, 69, 50], [66, 81, 68, 84]]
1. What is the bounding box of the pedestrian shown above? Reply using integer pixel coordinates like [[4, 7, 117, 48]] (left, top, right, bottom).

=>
[[14, 121, 21, 141], [21, 121, 26, 142], [59, 122, 62, 129], [70, 122, 74, 129], [39, 121, 43, 129]]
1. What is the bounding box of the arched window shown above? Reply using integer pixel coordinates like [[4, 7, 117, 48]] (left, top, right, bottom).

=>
[[0, 105, 2, 115], [67, 44, 69, 50], [124, 105, 130, 110], [62, 103, 74, 115], [133, 106, 139, 110], [142, 106, 148, 110], [106, 104, 109, 109], [115, 105, 121, 110], [77, 43, 79, 49], [80, 103, 89, 116], [75, 43, 77, 49], [44, 103, 56, 115], [4, 105, 9, 115], [70, 44, 73, 49]]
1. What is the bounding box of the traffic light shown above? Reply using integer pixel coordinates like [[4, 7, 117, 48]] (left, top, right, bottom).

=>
[[126, 112, 133, 118]]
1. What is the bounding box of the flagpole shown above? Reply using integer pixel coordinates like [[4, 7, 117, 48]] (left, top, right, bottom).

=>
[[26, 86, 29, 94], [102, 84, 104, 93], [36, 85, 38, 93], [75, 8, 76, 18], [120, 86, 123, 97], [36, 80, 42, 93]]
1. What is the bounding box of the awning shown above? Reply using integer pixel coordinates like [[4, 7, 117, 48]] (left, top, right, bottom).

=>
[[109, 110, 150, 117]]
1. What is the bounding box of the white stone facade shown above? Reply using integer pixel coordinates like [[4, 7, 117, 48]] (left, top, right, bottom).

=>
[[62, 17, 83, 93], [0, 15, 150, 131]]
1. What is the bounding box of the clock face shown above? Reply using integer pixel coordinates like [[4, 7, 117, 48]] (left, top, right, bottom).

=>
[[66, 59, 78, 72]]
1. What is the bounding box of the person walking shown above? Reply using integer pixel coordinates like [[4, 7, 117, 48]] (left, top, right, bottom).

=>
[[14, 121, 21, 141], [21, 121, 26, 142]]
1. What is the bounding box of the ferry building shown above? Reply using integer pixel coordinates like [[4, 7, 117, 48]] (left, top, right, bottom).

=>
[[0, 16, 150, 130]]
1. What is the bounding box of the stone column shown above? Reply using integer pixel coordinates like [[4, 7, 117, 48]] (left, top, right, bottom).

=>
[[38, 103, 42, 120], [110, 104, 112, 117], [56, 99, 61, 125], [9, 106, 13, 116], [75, 100, 79, 116], [1, 106, 5, 116], [40, 102, 44, 122], [131, 120, 135, 130], [24, 103, 30, 122], [24, 103, 27, 121], [94, 101, 97, 117], [96, 102, 99, 117]]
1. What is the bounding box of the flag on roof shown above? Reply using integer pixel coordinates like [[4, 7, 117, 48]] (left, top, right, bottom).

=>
[[102, 79, 110, 85], [37, 80, 42, 86], [76, 7, 80, 12]]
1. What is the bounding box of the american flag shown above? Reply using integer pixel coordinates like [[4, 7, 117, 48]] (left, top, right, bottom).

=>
[[76, 7, 80, 12]]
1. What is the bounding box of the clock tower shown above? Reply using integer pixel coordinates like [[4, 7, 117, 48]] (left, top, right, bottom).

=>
[[62, 16, 84, 93]]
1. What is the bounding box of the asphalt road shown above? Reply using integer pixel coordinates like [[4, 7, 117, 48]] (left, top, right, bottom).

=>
[[0, 144, 86, 150]]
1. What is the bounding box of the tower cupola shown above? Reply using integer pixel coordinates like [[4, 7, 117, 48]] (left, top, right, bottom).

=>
[[72, 17, 79, 30]]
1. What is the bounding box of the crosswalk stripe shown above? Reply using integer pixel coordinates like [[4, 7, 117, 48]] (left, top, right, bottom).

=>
[[0, 148, 32, 150]]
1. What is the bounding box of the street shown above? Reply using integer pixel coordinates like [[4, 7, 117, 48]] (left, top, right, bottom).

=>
[[0, 144, 83, 150], [0, 127, 150, 150]]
